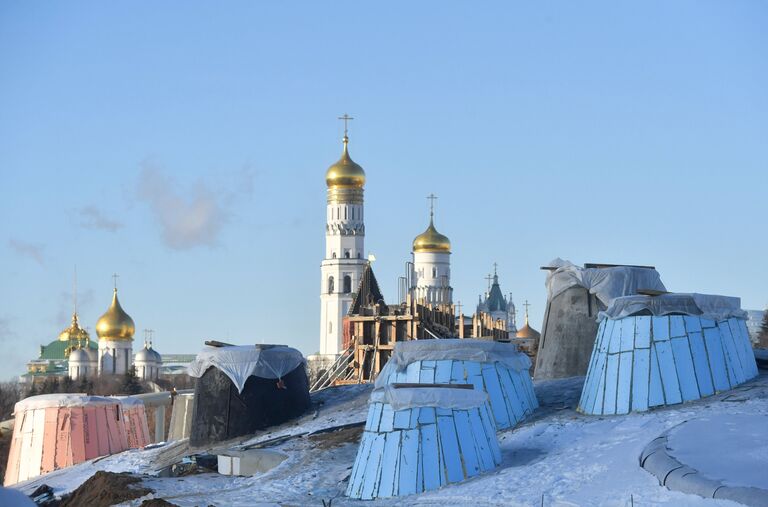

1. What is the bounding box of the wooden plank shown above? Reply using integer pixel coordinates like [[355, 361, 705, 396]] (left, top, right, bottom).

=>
[[414, 407, 434, 427], [479, 404, 501, 463], [420, 360, 436, 384], [722, 320, 749, 384], [366, 403, 383, 432], [451, 360, 467, 382], [392, 383, 473, 390], [732, 319, 758, 378], [347, 431, 373, 498], [70, 407, 87, 464], [704, 326, 730, 392], [717, 321, 744, 386], [616, 352, 633, 414], [453, 410, 480, 477], [364, 403, 378, 432], [635, 316, 651, 349], [688, 331, 715, 397], [29, 408, 46, 480], [620, 318, 635, 352], [648, 344, 665, 407], [465, 361, 484, 391], [398, 429, 419, 496], [379, 403, 395, 433], [683, 316, 702, 334], [636, 289, 668, 296], [94, 406, 109, 456], [652, 316, 669, 342], [508, 367, 534, 418], [467, 407, 494, 471], [437, 414, 463, 484], [603, 353, 620, 414], [360, 433, 386, 500], [393, 409, 411, 430], [481, 364, 506, 426], [608, 321, 622, 354], [655, 339, 682, 405], [17, 408, 35, 482], [496, 365, 523, 426], [631, 347, 650, 412], [435, 360, 453, 384], [56, 409, 73, 469], [591, 351, 607, 415], [41, 408, 59, 474], [671, 337, 700, 402], [669, 316, 686, 338], [377, 431, 401, 498], [420, 423, 441, 491]]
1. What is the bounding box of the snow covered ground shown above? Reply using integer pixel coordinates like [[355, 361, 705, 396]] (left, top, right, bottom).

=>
[[667, 413, 768, 491], [11, 373, 768, 506]]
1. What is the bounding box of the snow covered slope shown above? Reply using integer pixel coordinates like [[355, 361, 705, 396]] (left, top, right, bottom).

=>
[[12, 374, 768, 506]]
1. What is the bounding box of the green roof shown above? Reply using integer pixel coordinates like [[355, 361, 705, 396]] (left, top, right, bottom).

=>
[[39, 340, 98, 360]]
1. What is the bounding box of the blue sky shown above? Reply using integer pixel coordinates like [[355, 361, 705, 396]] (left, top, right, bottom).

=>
[[1, 1, 766, 380]]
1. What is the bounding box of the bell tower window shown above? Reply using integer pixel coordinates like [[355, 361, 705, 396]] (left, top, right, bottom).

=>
[[328, 276, 335, 294], [343, 275, 352, 293]]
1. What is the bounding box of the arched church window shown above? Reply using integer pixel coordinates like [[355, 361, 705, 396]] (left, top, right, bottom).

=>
[[332, 252, 337, 259], [328, 276, 334, 294], [357, 252, 361, 259], [343, 275, 352, 293], [432, 267, 437, 278], [344, 251, 350, 259]]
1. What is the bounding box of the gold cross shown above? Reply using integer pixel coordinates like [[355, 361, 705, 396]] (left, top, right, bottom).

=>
[[426, 193, 438, 218], [112, 273, 120, 290], [338, 113, 354, 137], [485, 273, 493, 291]]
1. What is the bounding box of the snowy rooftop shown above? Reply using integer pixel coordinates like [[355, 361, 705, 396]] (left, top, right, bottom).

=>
[[9, 373, 768, 506]]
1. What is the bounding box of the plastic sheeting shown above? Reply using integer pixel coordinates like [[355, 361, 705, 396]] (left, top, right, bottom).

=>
[[374, 339, 531, 389], [602, 294, 747, 321], [188, 345, 305, 393], [369, 385, 488, 411], [14, 394, 120, 413], [544, 258, 666, 306]]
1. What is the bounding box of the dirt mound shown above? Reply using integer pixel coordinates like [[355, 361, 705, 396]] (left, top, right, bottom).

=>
[[60, 471, 152, 507], [308, 425, 362, 450], [140, 499, 180, 507]]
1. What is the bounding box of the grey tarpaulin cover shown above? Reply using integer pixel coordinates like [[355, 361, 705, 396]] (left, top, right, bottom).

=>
[[370, 385, 488, 411], [545, 258, 666, 306], [601, 293, 747, 321], [374, 338, 531, 389], [188, 345, 305, 393]]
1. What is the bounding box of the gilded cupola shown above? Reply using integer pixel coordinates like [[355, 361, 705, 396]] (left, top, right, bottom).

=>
[[58, 313, 90, 343], [413, 219, 452, 253], [325, 135, 366, 189], [95, 289, 135, 341]]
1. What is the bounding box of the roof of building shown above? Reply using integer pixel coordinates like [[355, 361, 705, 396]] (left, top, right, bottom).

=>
[[485, 274, 507, 312], [39, 339, 98, 361], [349, 263, 385, 315]]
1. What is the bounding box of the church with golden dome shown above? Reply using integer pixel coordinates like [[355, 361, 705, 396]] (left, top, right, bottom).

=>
[[24, 281, 162, 383]]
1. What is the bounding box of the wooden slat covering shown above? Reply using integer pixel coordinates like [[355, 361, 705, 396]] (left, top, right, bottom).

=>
[[578, 315, 759, 415]]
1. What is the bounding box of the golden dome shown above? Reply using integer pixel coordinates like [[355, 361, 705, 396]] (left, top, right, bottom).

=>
[[325, 136, 366, 188], [58, 313, 90, 343], [413, 218, 451, 253], [516, 323, 541, 340], [95, 289, 135, 341]]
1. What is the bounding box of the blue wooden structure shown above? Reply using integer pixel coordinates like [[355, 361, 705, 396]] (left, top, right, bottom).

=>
[[375, 339, 538, 430], [346, 385, 502, 500], [578, 294, 758, 415]]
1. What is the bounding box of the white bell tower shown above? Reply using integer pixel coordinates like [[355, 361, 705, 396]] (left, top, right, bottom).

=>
[[319, 115, 368, 356]]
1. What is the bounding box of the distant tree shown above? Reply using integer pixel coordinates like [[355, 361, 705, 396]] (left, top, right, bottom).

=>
[[77, 377, 90, 394], [121, 367, 143, 395], [27, 382, 38, 398], [0, 382, 22, 421], [758, 308, 768, 347], [61, 376, 74, 393]]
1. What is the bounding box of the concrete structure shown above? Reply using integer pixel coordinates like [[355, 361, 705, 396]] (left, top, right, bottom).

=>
[[168, 393, 194, 441], [535, 262, 665, 380], [319, 128, 368, 357], [746, 309, 766, 346], [117, 397, 152, 449], [347, 385, 501, 500]]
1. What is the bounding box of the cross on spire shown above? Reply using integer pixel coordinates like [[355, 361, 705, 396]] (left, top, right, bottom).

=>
[[484, 273, 494, 292], [112, 273, 120, 291], [338, 113, 354, 138], [492, 262, 498, 277], [73, 265, 78, 315], [523, 300, 531, 324], [426, 193, 438, 219]]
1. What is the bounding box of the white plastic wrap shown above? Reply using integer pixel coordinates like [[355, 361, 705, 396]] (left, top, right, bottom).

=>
[[187, 345, 306, 393], [374, 339, 531, 389], [14, 394, 120, 412], [602, 293, 747, 321], [370, 385, 488, 411], [544, 258, 666, 306]]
